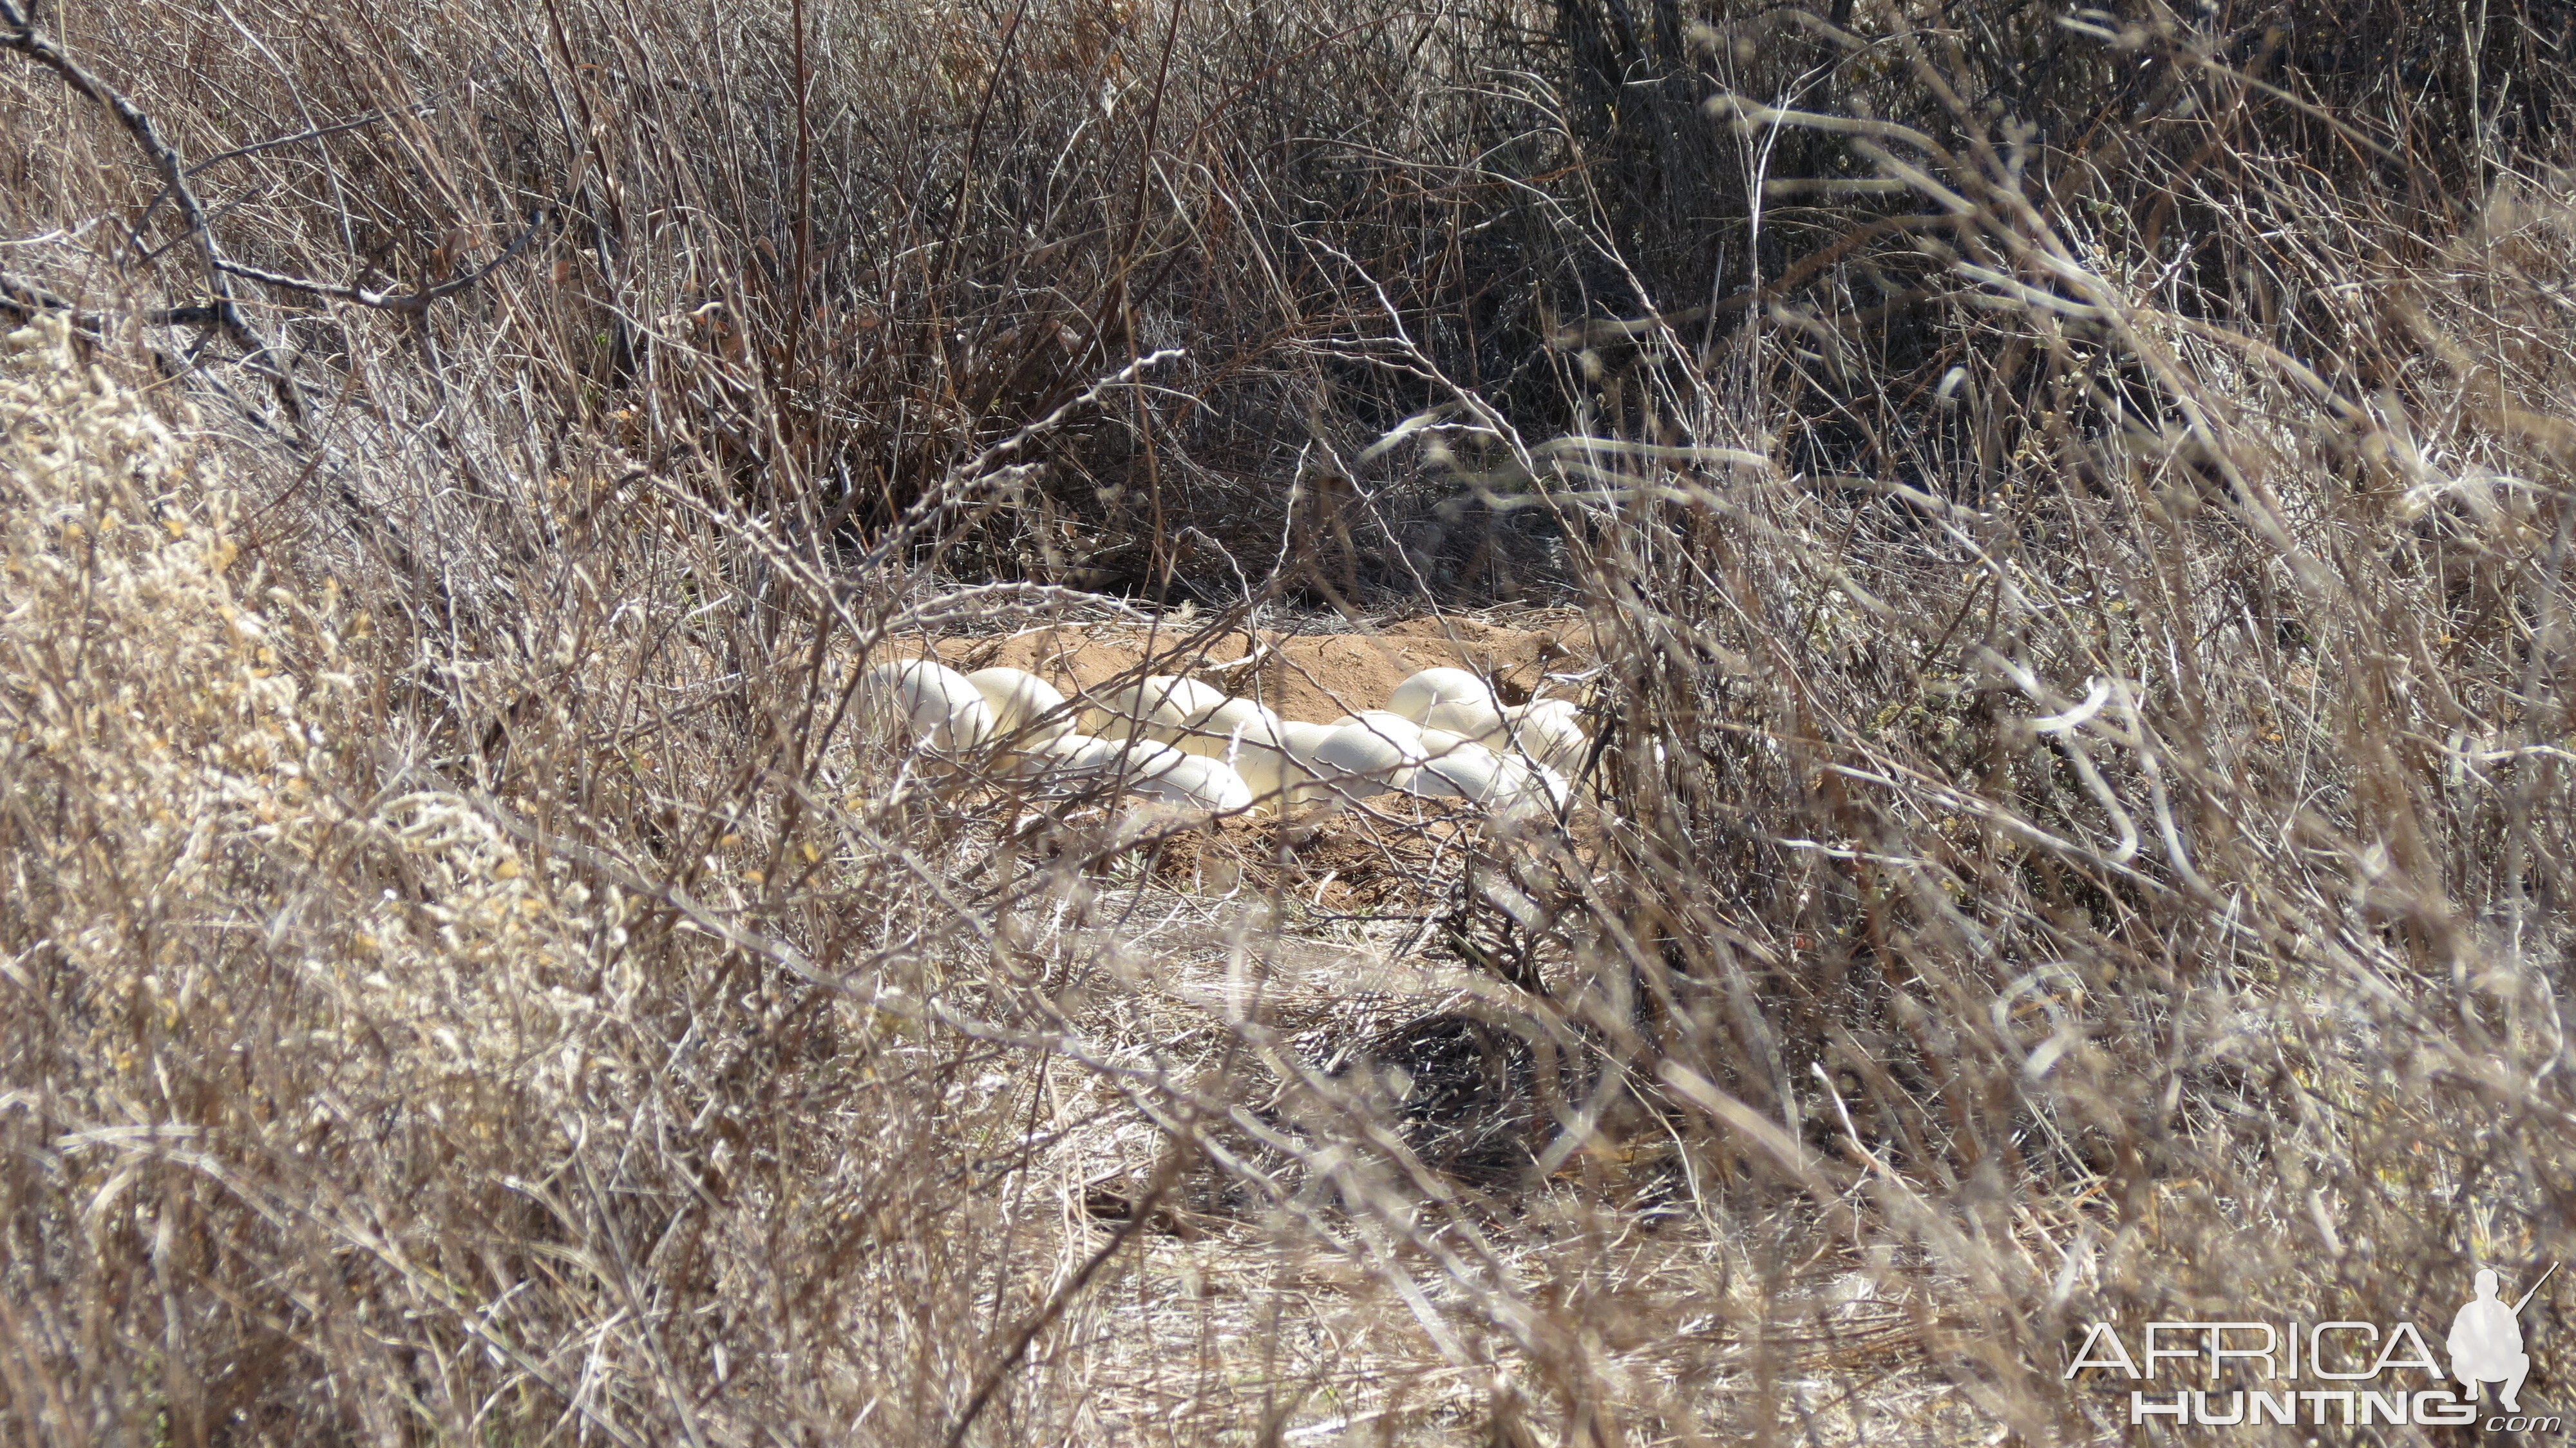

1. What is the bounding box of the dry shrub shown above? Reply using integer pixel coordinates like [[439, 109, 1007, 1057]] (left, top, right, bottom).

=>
[[0, 0, 1601, 602], [1409, 14, 2576, 1439], [0, 309, 1002, 1441]]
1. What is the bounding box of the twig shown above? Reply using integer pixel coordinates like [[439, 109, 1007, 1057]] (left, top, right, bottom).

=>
[[0, 271, 85, 322], [844, 348, 1186, 582], [942, 1157, 1173, 1448], [0, 0, 303, 420], [2, 271, 231, 329], [135, 102, 435, 233], [0, 6, 538, 406], [216, 206, 553, 314]]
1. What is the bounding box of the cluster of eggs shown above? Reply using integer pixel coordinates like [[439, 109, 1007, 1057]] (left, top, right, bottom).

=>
[[858, 658, 1591, 819]]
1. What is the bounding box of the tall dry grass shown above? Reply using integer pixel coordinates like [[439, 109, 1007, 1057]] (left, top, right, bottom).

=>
[[6, 0, 2576, 1443]]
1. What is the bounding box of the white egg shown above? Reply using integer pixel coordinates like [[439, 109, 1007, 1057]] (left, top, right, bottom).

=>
[[1495, 700, 1589, 775], [1006, 730, 1104, 781], [1279, 719, 1340, 767], [1407, 738, 1503, 801], [1386, 667, 1497, 724], [1227, 746, 1298, 812], [1521, 696, 1588, 736], [1077, 681, 1150, 741], [1274, 720, 1340, 808], [858, 658, 996, 752], [1142, 676, 1231, 743], [1090, 736, 1188, 783], [1173, 696, 1283, 759], [1416, 725, 1472, 757], [1329, 710, 1430, 761], [1311, 716, 1426, 799], [1423, 695, 1506, 743], [1130, 753, 1255, 812], [1483, 756, 1570, 818], [1191, 705, 1299, 812], [967, 667, 1073, 749], [1084, 674, 1227, 745]]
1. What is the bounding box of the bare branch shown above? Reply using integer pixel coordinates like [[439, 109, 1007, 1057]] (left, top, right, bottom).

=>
[[135, 102, 435, 232], [215, 207, 553, 314], [0, 0, 303, 421]]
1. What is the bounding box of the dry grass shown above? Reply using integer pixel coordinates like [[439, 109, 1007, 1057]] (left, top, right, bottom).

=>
[[7, 0, 2576, 1443]]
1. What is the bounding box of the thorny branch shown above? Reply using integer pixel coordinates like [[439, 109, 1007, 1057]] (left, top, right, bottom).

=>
[[216, 207, 553, 314], [0, 0, 296, 417], [0, 1, 545, 413], [135, 102, 437, 233]]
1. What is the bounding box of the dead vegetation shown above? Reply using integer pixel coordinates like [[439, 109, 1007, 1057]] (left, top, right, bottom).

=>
[[6, 0, 2576, 1443]]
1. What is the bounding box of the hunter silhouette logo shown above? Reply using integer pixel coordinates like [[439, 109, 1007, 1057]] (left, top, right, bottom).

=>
[[2453, 1264, 2554, 1414]]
